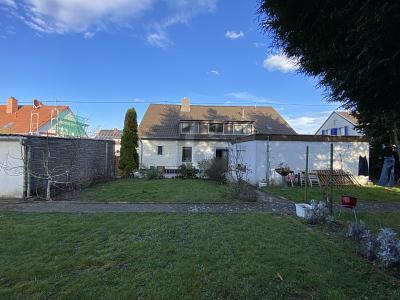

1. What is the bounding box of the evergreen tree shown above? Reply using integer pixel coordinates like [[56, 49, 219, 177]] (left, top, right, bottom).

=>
[[258, 1, 400, 157], [119, 108, 139, 177]]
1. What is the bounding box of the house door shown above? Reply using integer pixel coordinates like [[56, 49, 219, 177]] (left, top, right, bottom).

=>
[[216, 149, 229, 160]]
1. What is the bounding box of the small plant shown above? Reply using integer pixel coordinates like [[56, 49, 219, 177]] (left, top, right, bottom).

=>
[[346, 220, 369, 241], [178, 164, 199, 179], [228, 179, 258, 202], [360, 229, 378, 260], [197, 159, 211, 179], [376, 228, 400, 268], [306, 200, 329, 224], [205, 158, 228, 183], [144, 167, 162, 180]]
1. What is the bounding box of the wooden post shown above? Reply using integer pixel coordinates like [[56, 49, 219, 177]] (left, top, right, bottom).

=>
[[329, 143, 334, 216], [304, 145, 309, 203]]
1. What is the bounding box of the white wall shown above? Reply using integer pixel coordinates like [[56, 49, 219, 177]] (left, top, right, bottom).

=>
[[316, 112, 361, 136], [235, 140, 369, 185], [0, 140, 24, 198], [140, 139, 230, 168]]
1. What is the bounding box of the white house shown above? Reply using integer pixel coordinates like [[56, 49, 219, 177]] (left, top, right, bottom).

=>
[[316, 111, 362, 136], [138, 98, 297, 172], [232, 134, 369, 185]]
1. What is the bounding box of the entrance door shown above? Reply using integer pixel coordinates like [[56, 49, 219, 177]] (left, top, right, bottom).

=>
[[216, 149, 229, 160]]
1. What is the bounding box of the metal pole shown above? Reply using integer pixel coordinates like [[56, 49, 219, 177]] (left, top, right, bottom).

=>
[[304, 145, 309, 203], [329, 143, 334, 216]]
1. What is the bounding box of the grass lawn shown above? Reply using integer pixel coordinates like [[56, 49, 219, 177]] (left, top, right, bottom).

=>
[[263, 185, 400, 204], [336, 211, 400, 234], [78, 179, 231, 203], [0, 212, 399, 299]]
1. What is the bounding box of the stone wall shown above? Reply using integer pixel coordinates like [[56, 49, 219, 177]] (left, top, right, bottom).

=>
[[24, 136, 115, 197]]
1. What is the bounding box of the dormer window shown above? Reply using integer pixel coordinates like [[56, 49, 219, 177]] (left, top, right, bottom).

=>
[[181, 122, 199, 134], [209, 123, 223, 134]]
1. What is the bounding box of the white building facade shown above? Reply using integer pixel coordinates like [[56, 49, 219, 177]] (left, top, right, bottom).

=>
[[138, 98, 297, 172], [233, 134, 369, 185], [316, 111, 362, 136]]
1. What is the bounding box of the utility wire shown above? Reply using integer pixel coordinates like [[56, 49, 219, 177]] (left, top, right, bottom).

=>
[[18, 99, 341, 107]]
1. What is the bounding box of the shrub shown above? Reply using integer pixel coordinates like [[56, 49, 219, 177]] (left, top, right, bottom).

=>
[[376, 228, 400, 267], [307, 200, 329, 224], [197, 159, 211, 179], [178, 164, 199, 179], [346, 220, 369, 241], [144, 167, 162, 180], [205, 158, 228, 183], [361, 229, 378, 260], [228, 179, 258, 202]]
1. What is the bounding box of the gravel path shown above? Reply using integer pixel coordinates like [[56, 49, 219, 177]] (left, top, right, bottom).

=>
[[0, 191, 295, 214], [0, 190, 398, 214]]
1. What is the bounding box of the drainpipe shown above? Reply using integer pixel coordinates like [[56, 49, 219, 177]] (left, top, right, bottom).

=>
[[139, 138, 143, 168], [265, 136, 270, 185]]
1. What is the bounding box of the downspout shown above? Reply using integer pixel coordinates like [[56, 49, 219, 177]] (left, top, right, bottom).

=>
[[265, 136, 270, 185], [139, 138, 143, 168], [20, 138, 31, 198]]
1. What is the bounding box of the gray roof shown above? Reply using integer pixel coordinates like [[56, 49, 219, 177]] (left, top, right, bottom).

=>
[[139, 104, 296, 139], [96, 129, 122, 140]]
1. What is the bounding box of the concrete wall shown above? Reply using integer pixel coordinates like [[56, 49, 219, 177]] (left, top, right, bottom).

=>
[[140, 139, 230, 168], [0, 138, 24, 198], [316, 112, 361, 136], [235, 140, 369, 185]]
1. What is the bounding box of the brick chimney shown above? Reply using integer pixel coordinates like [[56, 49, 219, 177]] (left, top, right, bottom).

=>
[[181, 97, 190, 112], [6, 97, 18, 114]]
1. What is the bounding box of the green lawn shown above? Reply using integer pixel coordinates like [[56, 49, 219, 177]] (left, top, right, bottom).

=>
[[0, 212, 399, 299], [263, 185, 400, 204], [78, 179, 231, 203], [336, 211, 400, 234]]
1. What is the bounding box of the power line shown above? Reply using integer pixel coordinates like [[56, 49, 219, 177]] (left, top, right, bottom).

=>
[[18, 99, 341, 107]]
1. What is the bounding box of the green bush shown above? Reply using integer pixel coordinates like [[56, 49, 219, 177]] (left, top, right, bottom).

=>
[[205, 158, 228, 183], [178, 164, 199, 179], [144, 167, 163, 180]]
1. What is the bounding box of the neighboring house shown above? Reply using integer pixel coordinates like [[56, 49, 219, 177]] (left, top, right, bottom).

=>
[[96, 129, 122, 156], [316, 111, 362, 136], [138, 98, 296, 172], [0, 97, 87, 137], [233, 134, 369, 185]]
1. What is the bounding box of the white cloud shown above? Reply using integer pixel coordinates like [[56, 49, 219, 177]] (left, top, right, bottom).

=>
[[208, 70, 220, 76], [22, 0, 154, 34], [147, 31, 172, 48], [225, 91, 281, 104], [6, 0, 217, 44], [225, 30, 244, 40], [146, 0, 217, 48], [286, 111, 331, 134], [263, 53, 299, 73], [84, 31, 95, 39], [0, 0, 16, 8]]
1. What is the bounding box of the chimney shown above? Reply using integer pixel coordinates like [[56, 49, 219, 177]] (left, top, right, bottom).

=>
[[6, 97, 18, 114], [181, 97, 190, 112]]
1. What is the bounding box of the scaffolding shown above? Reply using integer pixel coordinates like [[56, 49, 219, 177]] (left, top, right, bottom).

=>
[[49, 109, 88, 137]]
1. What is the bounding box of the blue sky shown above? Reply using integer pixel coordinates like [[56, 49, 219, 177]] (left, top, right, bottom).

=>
[[0, 0, 339, 134]]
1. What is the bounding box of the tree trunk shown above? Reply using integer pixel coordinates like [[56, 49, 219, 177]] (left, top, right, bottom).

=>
[[46, 180, 52, 201]]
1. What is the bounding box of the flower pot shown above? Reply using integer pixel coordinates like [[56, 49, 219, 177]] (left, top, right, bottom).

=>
[[295, 203, 313, 219]]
